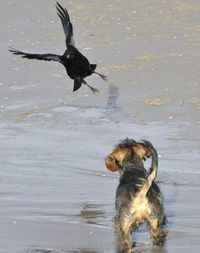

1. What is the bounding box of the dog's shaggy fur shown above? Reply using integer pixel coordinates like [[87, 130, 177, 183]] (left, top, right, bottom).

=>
[[105, 139, 167, 253]]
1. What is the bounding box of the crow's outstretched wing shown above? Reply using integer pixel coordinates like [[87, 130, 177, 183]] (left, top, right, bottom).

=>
[[9, 47, 62, 63], [56, 2, 75, 47]]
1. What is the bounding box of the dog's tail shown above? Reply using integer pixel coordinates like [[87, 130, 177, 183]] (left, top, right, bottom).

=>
[[137, 140, 158, 199]]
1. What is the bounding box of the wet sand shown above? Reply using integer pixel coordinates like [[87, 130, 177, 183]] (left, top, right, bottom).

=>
[[1, 0, 200, 252]]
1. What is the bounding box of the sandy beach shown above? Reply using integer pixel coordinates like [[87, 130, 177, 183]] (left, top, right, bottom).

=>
[[0, 0, 200, 252]]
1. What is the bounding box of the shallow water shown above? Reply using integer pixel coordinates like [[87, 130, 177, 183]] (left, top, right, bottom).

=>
[[1, 0, 200, 253]]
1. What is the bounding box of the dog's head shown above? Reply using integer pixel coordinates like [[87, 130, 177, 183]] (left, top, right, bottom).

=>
[[105, 138, 152, 172]]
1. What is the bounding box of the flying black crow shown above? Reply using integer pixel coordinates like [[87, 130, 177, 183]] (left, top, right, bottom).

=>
[[9, 2, 108, 93]]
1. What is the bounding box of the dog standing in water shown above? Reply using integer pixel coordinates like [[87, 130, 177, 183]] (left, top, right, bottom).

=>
[[105, 139, 167, 253]]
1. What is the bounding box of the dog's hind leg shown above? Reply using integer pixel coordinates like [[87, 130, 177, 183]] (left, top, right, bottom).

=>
[[115, 220, 134, 253], [148, 218, 167, 246]]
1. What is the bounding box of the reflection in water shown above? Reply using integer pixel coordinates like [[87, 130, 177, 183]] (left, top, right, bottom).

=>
[[104, 84, 119, 118], [47, 84, 119, 121], [151, 246, 167, 253], [29, 249, 98, 253], [29, 249, 54, 253], [71, 202, 106, 225], [66, 250, 98, 253], [55, 84, 119, 119], [29, 244, 167, 253], [130, 242, 167, 253]]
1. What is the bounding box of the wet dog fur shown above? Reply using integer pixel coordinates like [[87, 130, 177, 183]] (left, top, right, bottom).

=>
[[105, 138, 167, 253]]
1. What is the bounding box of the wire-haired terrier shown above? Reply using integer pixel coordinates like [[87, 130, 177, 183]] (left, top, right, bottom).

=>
[[105, 138, 167, 253]]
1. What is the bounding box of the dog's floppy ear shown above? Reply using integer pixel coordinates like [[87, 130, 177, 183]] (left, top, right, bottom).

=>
[[133, 143, 151, 160], [105, 154, 118, 172]]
